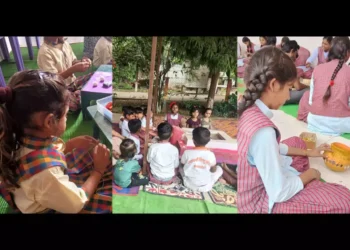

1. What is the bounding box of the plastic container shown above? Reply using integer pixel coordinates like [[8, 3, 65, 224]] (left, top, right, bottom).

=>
[[300, 132, 317, 150], [96, 95, 112, 122]]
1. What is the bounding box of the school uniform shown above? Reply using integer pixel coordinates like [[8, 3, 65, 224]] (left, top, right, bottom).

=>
[[306, 46, 328, 66], [121, 119, 131, 137], [141, 116, 153, 128], [165, 113, 183, 127], [298, 60, 350, 135], [295, 46, 311, 67], [0, 136, 112, 213], [37, 41, 92, 112], [37, 41, 77, 86], [180, 147, 223, 192], [237, 99, 350, 213], [128, 133, 143, 160], [147, 142, 179, 182], [93, 37, 112, 67]]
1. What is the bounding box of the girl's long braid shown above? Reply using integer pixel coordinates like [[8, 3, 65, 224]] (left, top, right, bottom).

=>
[[323, 59, 344, 102], [238, 69, 268, 117]]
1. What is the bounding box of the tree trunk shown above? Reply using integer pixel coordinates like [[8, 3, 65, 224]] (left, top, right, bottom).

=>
[[207, 71, 220, 108], [225, 78, 233, 102], [135, 65, 139, 82], [163, 76, 169, 97], [152, 37, 163, 113]]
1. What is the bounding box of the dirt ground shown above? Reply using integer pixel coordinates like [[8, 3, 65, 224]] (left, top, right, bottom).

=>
[[153, 115, 238, 139]]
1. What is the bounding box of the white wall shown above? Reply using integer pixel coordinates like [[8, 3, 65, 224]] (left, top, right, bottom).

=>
[[238, 36, 350, 65], [3, 36, 84, 53], [238, 36, 327, 55]]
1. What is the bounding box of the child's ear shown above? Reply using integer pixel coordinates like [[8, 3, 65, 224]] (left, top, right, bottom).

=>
[[267, 78, 277, 92], [43, 113, 55, 130]]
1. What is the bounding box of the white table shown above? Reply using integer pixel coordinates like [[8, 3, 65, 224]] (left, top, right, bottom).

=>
[[271, 110, 350, 189]]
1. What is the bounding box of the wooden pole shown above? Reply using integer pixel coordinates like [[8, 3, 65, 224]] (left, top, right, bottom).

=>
[[142, 36, 158, 174], [152, 37, 163, 114], [225, 78, 233, 102]]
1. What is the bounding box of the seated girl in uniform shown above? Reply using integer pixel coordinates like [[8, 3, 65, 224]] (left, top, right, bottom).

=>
[[237, 46, 350, 213], [164, 102, 185, 127], [298, 37, 350, 136], [0, 70, 112, 214]]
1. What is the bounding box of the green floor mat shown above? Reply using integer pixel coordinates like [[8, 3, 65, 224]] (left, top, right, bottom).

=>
[[113, 190, 237, 214], [280, 104, 350, 139], [0, 197, 10, 214]]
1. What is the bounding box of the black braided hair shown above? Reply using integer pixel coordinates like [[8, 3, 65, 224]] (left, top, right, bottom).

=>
[[238, 46, 297, 117], [323, 37, 350, 102]]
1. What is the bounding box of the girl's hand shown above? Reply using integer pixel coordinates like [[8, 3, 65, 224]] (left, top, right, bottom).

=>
[[307, 143, 331, 157], [309, 168, 321, 180], [93, 143, 111, 173], [65, 136, 98, 153]]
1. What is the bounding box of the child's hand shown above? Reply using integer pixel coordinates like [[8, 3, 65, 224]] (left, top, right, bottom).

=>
[[92, 143, 111, 173], [73, 62, 90, 73], [308, 143, 331, 157], [82, 57, 92, 66], [112, 150, 120, 159], [65, 136, 98, 153]]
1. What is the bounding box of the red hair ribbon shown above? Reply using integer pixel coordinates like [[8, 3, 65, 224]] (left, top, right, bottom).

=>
[[330, 80, 335, 86], [0, 87, 12, 104], [169, 101, 177, 109]]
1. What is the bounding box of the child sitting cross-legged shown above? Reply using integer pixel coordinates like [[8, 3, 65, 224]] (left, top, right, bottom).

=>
[[113, 139, 149, 188], [180, 127, 223, 192], [0, 70, 111, 214], [128, 119, 143, 161], [147, 122, 180, 184]]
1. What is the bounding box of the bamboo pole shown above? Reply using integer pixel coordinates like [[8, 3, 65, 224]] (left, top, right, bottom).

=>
[[142, 36, 158, 174]]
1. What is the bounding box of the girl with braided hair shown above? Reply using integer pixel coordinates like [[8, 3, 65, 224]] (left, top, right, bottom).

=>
[[298, 37, 350, 136], [237, 46, 350, 213]]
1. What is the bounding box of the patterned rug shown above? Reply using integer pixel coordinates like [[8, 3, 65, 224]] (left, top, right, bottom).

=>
[[207, 182, 237, 207], [113, 182, 140, 196], [143, 176, 204, 200], [143, 175, 237, 207]]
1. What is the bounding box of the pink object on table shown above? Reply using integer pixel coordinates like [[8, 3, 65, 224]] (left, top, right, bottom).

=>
[[177, 140, 237, 165], [82, 72, 112, 94]]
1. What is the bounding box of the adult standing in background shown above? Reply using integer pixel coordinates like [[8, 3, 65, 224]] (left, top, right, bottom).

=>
[[83, 36, 101, 59], [93, 36, 113, 67]]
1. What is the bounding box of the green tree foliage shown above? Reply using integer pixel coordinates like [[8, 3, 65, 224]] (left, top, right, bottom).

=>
[[168, 37, 237, 75]]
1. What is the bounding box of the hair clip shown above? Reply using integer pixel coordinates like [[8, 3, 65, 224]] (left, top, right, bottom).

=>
[[39, 72, 45, 80]]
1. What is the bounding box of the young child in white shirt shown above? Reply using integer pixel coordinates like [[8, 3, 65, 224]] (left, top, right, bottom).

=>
[[121, 107, 135, 137], [147, 122, 179, 184], [180, 127, 223, 192], [128, 119, 143, 161], [141, 108, 157, 137]]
